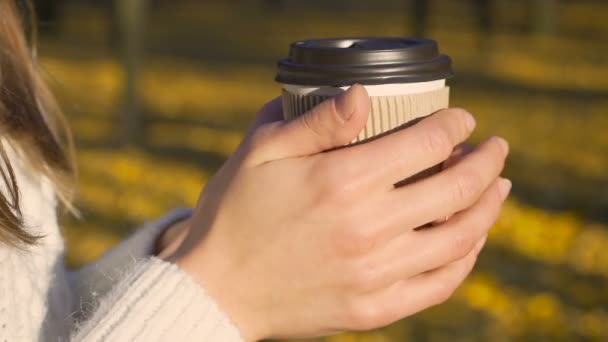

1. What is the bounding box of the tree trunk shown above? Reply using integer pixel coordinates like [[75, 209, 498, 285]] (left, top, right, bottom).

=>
[[410, 0, 429, 37], [533, 0, 558, 35], [115, 0, 147, 146]]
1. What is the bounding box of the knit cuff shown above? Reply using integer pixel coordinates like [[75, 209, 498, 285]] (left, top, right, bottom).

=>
[[70, 208, 193, 314], [122, 207, 194, 259], [72, 257, 244, 342]]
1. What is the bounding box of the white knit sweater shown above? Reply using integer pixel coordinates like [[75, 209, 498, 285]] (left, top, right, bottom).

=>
[[0, 141, 244, 342]]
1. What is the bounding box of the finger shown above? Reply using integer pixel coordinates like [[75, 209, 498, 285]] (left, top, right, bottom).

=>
[[360, 178, 509, 291], [396, 143, 475, 188], [391, 235, 485, 313], [247, 85, 370, 164], [432, 143, 475, 224], [379, 136, 509, 233], [443, 143, 474, 170], [394, 144, 475, 189], [329, 108, 476, 189], [347, 236, 485, 330]]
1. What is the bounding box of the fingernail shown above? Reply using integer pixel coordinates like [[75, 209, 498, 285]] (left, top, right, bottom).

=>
[[495, 137, 509, 155], [463, 111, 476, 131], [334, 84, 362, 121], [498, 178, 512, 200]]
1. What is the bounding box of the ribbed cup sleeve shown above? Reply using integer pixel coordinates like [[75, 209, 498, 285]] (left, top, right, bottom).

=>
[[282, 87, 450, 144]]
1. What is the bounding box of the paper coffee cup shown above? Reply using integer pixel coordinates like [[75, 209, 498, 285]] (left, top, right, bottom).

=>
[[276, 37, 453, 144]]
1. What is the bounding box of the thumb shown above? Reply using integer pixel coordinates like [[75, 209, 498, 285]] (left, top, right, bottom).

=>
[[249, 84, 370, 163]]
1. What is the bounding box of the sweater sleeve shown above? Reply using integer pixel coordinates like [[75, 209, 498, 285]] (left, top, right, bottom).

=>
[[69, 209, 244, 341], [69, 208, 193, 309], [72, 258, 244, 342]]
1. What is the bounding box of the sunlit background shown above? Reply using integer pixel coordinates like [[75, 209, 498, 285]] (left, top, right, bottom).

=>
[[34, 0, 608, 341]]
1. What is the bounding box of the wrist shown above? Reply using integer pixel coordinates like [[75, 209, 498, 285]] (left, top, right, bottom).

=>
[[175, 245, 268, 342]]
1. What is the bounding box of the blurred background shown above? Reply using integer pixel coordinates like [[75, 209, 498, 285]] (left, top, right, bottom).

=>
[[35, 0, 607, 341]]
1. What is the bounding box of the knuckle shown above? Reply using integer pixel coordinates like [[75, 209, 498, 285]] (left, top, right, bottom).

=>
[[421, 127, 453, 159], [248, 124, 274, 149], [489, 136, 503, 152], [312, 159, 356, 203], [431, 281, 457, 306], [304, 100, 347, 145], [449, 231, 477, 261], [492, 180, 507, 204], [301, 111, 326, 140], [241, 124, 278, 163], [346, 258, 380, 292], [451, 169, 483, 203], [326, 176, 355, 203], [310, 163, 340, 201], [328, 98, 346, 125], [452, 108, 473, 126], [312, 159, 337, 190], [479, 138, 507, 171], [491, 139, 508, 167], [445, 108, 475, 136], [343, 298, 383, 331], [334, 225, 376, 258], [327, 101, 353, 146], [432, 259, 476, 306]]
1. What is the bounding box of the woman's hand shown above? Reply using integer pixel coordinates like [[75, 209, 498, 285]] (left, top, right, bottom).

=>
[[156, 217, 191, 259], [168, 85, 510, 341]]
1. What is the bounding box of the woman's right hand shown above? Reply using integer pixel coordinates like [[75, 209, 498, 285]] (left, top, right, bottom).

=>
[[168, 85, 510, 341]]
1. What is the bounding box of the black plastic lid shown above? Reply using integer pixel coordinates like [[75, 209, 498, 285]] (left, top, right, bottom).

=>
[[276, 37, 453, 86]]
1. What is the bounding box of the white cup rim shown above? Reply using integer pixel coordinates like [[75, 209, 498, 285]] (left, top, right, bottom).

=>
[[282, 79, 446, 97]]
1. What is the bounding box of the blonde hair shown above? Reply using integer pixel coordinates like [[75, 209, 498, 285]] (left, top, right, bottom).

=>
[[0, 0, 75, 247]]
